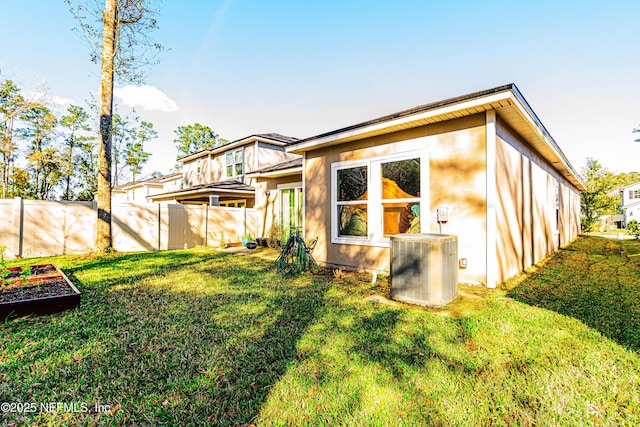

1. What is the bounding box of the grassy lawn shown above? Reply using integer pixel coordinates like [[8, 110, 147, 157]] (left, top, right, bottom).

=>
[[1, 236, 639, 426]]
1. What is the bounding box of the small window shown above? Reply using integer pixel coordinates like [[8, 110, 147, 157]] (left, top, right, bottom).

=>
[[196, 160, 202, 174], [219, 199, 247, 208]]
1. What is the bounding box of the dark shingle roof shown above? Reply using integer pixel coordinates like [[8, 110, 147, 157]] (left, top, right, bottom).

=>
[[113, 172, 182, 190], [251, 158, 302, 174], [204, 180, 254, 192], [235, 133, 299, 144]]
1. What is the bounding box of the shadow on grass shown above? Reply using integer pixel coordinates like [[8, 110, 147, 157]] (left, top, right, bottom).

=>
[[507, 236, 640, 352], [0, 249, 329, 426]]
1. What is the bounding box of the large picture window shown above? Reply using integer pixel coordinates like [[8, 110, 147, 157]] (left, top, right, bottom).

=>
[[226, 149, 243, 178], [331, 150, 427, 246]]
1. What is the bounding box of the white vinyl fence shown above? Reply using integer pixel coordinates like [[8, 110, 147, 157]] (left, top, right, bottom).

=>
[[0, 198, 257, 260]]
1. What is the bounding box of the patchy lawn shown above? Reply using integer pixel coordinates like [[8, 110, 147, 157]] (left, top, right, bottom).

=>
[[507, 235, 640, 352], [1, 239, 639, 426]]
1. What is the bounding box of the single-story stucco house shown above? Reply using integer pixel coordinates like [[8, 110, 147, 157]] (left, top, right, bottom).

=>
[[283, 84, 584, 288]]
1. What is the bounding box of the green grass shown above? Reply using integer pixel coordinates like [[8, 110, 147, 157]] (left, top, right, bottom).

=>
[[508, 236, 640, 352], [0, 238, 639, 426]]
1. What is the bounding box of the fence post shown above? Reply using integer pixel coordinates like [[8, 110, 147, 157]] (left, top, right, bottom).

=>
[[243, 206, 247, 238], [204, 204, 209, 247], [157, 203, 162, 251], [14, 197, 24, 258]]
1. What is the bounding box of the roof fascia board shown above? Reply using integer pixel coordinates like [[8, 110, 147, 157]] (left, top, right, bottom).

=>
[[149, 187, 255, 199], [246, 167, 302, 179], [286, 91, 512, 153]]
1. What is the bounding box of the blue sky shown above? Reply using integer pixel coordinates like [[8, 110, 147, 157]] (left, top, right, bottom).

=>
[[1, 0, 639, 177]]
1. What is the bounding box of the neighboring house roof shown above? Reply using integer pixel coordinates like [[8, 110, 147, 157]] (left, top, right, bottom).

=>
[[179, 133, 299, 163], [148, 180, 255, 201], [286, 84, 585, 191], [235, 133, 300, 144], [113, 172, 182, 191], [246, 158, 303, 178], [622, 181, 640, 191]]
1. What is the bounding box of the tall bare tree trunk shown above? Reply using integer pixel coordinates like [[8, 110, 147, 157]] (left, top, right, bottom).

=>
[[95, 0, 117, 252], [64, 142, 72, 200]]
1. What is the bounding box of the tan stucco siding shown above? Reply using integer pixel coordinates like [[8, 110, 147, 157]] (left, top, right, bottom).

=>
[[304, 114, 488, 284], [495, 119, 581, 283], [182, 155, 211, 187], [244, 144, 256, 176], [429, 120, 487, 284], [256, 143, 300, 170]]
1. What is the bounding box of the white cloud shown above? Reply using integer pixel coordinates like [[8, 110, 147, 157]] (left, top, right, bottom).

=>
[[50, 95, 76, 106], [114, 84, 179, 112]]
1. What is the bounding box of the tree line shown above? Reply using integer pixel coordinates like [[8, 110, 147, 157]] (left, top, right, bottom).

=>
[[0, 78, 157, 201], [580, 157, 640, 232]]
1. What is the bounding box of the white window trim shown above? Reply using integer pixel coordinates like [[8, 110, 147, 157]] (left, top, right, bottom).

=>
[[277, 182, 303, 190], [331, 149, 429, 248], [552, 180, 560, 235], [225, 148, 244, 178]]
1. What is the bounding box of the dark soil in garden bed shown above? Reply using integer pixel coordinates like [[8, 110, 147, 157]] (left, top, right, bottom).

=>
[[0, 279, 74, 303], [0, 264, 81, 317]]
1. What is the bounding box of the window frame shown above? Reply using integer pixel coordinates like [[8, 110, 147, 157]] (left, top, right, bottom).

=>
[[225, 148, 244, 178], [330, 149, 428, 247], [550, 179, 560, 235], [219, 199, 247, 208]]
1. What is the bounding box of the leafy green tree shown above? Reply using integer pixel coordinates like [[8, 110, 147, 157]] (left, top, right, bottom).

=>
[[111, 113, 135, 186], [18, 104, 58, 199], [173, 123, 229, 160], [31, 147, 64, 200], [580, 158, 619, 232], [0, 80, 25, 198], [7, 167, 32, 198], [76, 137, 98, 201], [125, 120, 156, 182], [59, 105, 94, 200], [628, 220, 640, 239]]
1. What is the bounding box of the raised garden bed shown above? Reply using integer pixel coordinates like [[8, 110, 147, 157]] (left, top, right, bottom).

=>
[[0, 264, 81, 319]]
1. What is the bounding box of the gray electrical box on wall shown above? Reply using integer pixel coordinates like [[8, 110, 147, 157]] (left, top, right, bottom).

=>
[[390, 233, 458, 307]]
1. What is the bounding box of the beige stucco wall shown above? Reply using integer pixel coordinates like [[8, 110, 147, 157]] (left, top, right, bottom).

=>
[[304, 114, 488, 284], [182, 144, 258, 187], [254, 174, 303, 238], [495, 119, 581, 283], [256, 143, 300, 170]]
